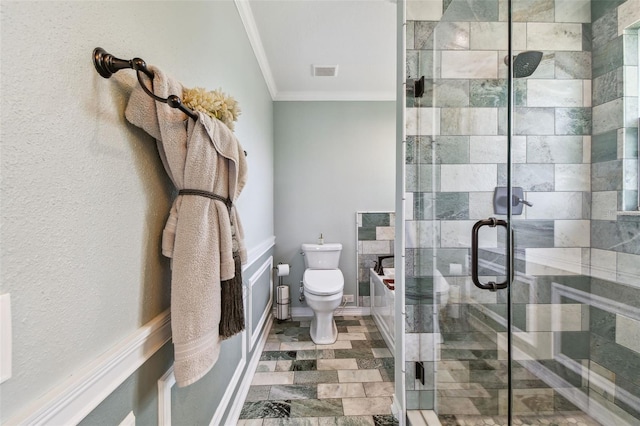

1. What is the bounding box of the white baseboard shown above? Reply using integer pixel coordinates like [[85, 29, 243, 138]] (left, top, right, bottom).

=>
[[7, 310, 172, 426], [285, 306, 371, 318], [391, 394, 403, 425], [336, 306, 371, 316]]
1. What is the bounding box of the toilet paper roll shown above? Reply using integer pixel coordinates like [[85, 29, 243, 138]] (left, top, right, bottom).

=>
[[277, 285, 290, 302], [277, 303, 289, 321], [276, 285, 290, 320], [276, 264, 290, 277]]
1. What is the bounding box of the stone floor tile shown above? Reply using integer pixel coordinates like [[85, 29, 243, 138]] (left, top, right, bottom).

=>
[[316, 341, 353, 350], [351, 340, 388, 349], [297, 349, 336, 360], [252, 371, 295, 386], [334, 348, 374, 359], [337, 333, 367, 341], [342, 397, 392, 416], [263, 418, 319, 426], [240, 400, 292, 419], [242, 316, 398, 425], [318, 383, 367, 399], [318, 415, 375, 425], [379, 368, 394, 382], [355, 358, 386, 370], [317, 358, 359, 371], [338, 369, 383, 383], [281, 341, 317, 351], [371, 348, 393, 358], [291, 360, 318, 371], [261, 351, 298, 361], [294, 370, 339, 384], [335, 320, 362, 326], [290, 398, 343, 417], [364, 332, 383, 340], [437, 397, 481, 415], [246, 385, 272, 402], [372, 414, 399, 426], [238, 419, 265, 426], [270, 384, 318, 400], [349, 325, 380, 333], [265, 342, 282, 351], [257, 361, 278, 372], [276, 360, 294, 371], [363, 382, 395, 397]]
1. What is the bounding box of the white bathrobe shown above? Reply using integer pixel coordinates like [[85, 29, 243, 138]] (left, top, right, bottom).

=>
[[125, 66, 247, 387]]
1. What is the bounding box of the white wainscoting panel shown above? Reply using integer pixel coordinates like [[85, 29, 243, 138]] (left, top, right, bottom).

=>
[[118, 411, 136, 426], [249, 256, 274, 350], [157, 367, 175, 426], [6, 311, 172, 426], [210, 329, 247, 425], [6, 237, 275, 426], [224, 314, 274, 425]]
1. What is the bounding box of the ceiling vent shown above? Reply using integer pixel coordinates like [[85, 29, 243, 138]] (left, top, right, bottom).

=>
[[312, 65, 339, 77]]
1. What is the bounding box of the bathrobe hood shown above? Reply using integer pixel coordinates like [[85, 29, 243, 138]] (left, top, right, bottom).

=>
[[125, 66, 247, 387]]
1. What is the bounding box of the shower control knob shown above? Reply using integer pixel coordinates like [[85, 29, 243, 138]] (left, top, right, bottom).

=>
[[514, 196, 533, 207]]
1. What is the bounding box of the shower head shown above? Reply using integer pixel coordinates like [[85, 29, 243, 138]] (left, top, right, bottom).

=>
[[504, 51, 543, 78]]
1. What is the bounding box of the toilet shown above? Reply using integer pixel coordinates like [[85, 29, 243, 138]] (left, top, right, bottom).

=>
[[301, 243, 344, 344]]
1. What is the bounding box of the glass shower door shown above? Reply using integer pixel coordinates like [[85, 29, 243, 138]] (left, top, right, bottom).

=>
[[405, 0, 512, 422], [405, 0, 640, 424], [509, 0, 640, 424]]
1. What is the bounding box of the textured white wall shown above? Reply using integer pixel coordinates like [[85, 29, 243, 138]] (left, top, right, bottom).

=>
[[274, 102, 396, 307], [0, 1, 273, 421]]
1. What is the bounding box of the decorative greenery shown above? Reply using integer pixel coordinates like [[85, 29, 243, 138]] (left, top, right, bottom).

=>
[[182, 87, 241, 131]]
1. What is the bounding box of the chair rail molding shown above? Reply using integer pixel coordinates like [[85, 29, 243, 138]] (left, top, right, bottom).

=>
[[5, 236, 275, 426], [6, 310, 172, 426]]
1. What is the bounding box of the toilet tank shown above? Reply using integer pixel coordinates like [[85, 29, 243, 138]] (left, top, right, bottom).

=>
[[301, 243, 342, 269]]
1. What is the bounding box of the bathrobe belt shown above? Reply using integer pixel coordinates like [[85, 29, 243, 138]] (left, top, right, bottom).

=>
[[178, 189, 233, 212]]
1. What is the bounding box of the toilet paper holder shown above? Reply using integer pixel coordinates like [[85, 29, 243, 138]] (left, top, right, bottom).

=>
[[276, 285, 291, 322], [275, 263, 292, 322]]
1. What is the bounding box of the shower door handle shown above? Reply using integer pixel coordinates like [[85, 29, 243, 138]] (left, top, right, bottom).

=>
[[471, 218, 509, 291]]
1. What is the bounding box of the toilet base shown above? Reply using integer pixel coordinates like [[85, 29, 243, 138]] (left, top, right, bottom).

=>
[[310, 312, 338, 345]]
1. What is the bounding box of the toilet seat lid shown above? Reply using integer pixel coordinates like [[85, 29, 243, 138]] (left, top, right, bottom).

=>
[[303, 269, 344, 295]]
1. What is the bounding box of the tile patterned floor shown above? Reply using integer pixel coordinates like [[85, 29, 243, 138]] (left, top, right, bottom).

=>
[[434, 307, 602, 426], [238, 316, 399, 426], [438, 414, 601, 426]]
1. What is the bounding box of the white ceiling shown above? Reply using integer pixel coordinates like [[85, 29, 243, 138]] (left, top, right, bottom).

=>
[[239, 0, 397, 101]]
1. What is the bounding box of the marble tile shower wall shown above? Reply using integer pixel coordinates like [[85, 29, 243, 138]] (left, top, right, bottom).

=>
[[403, 0, 639, 412], [357, 212, 395, 307], [406, 0, 595, 280], [589, 0, 640, 284]]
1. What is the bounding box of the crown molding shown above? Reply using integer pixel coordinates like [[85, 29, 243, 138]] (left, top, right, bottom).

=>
[[234, 0, 397, 102], [234, 0, 278, 100]]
